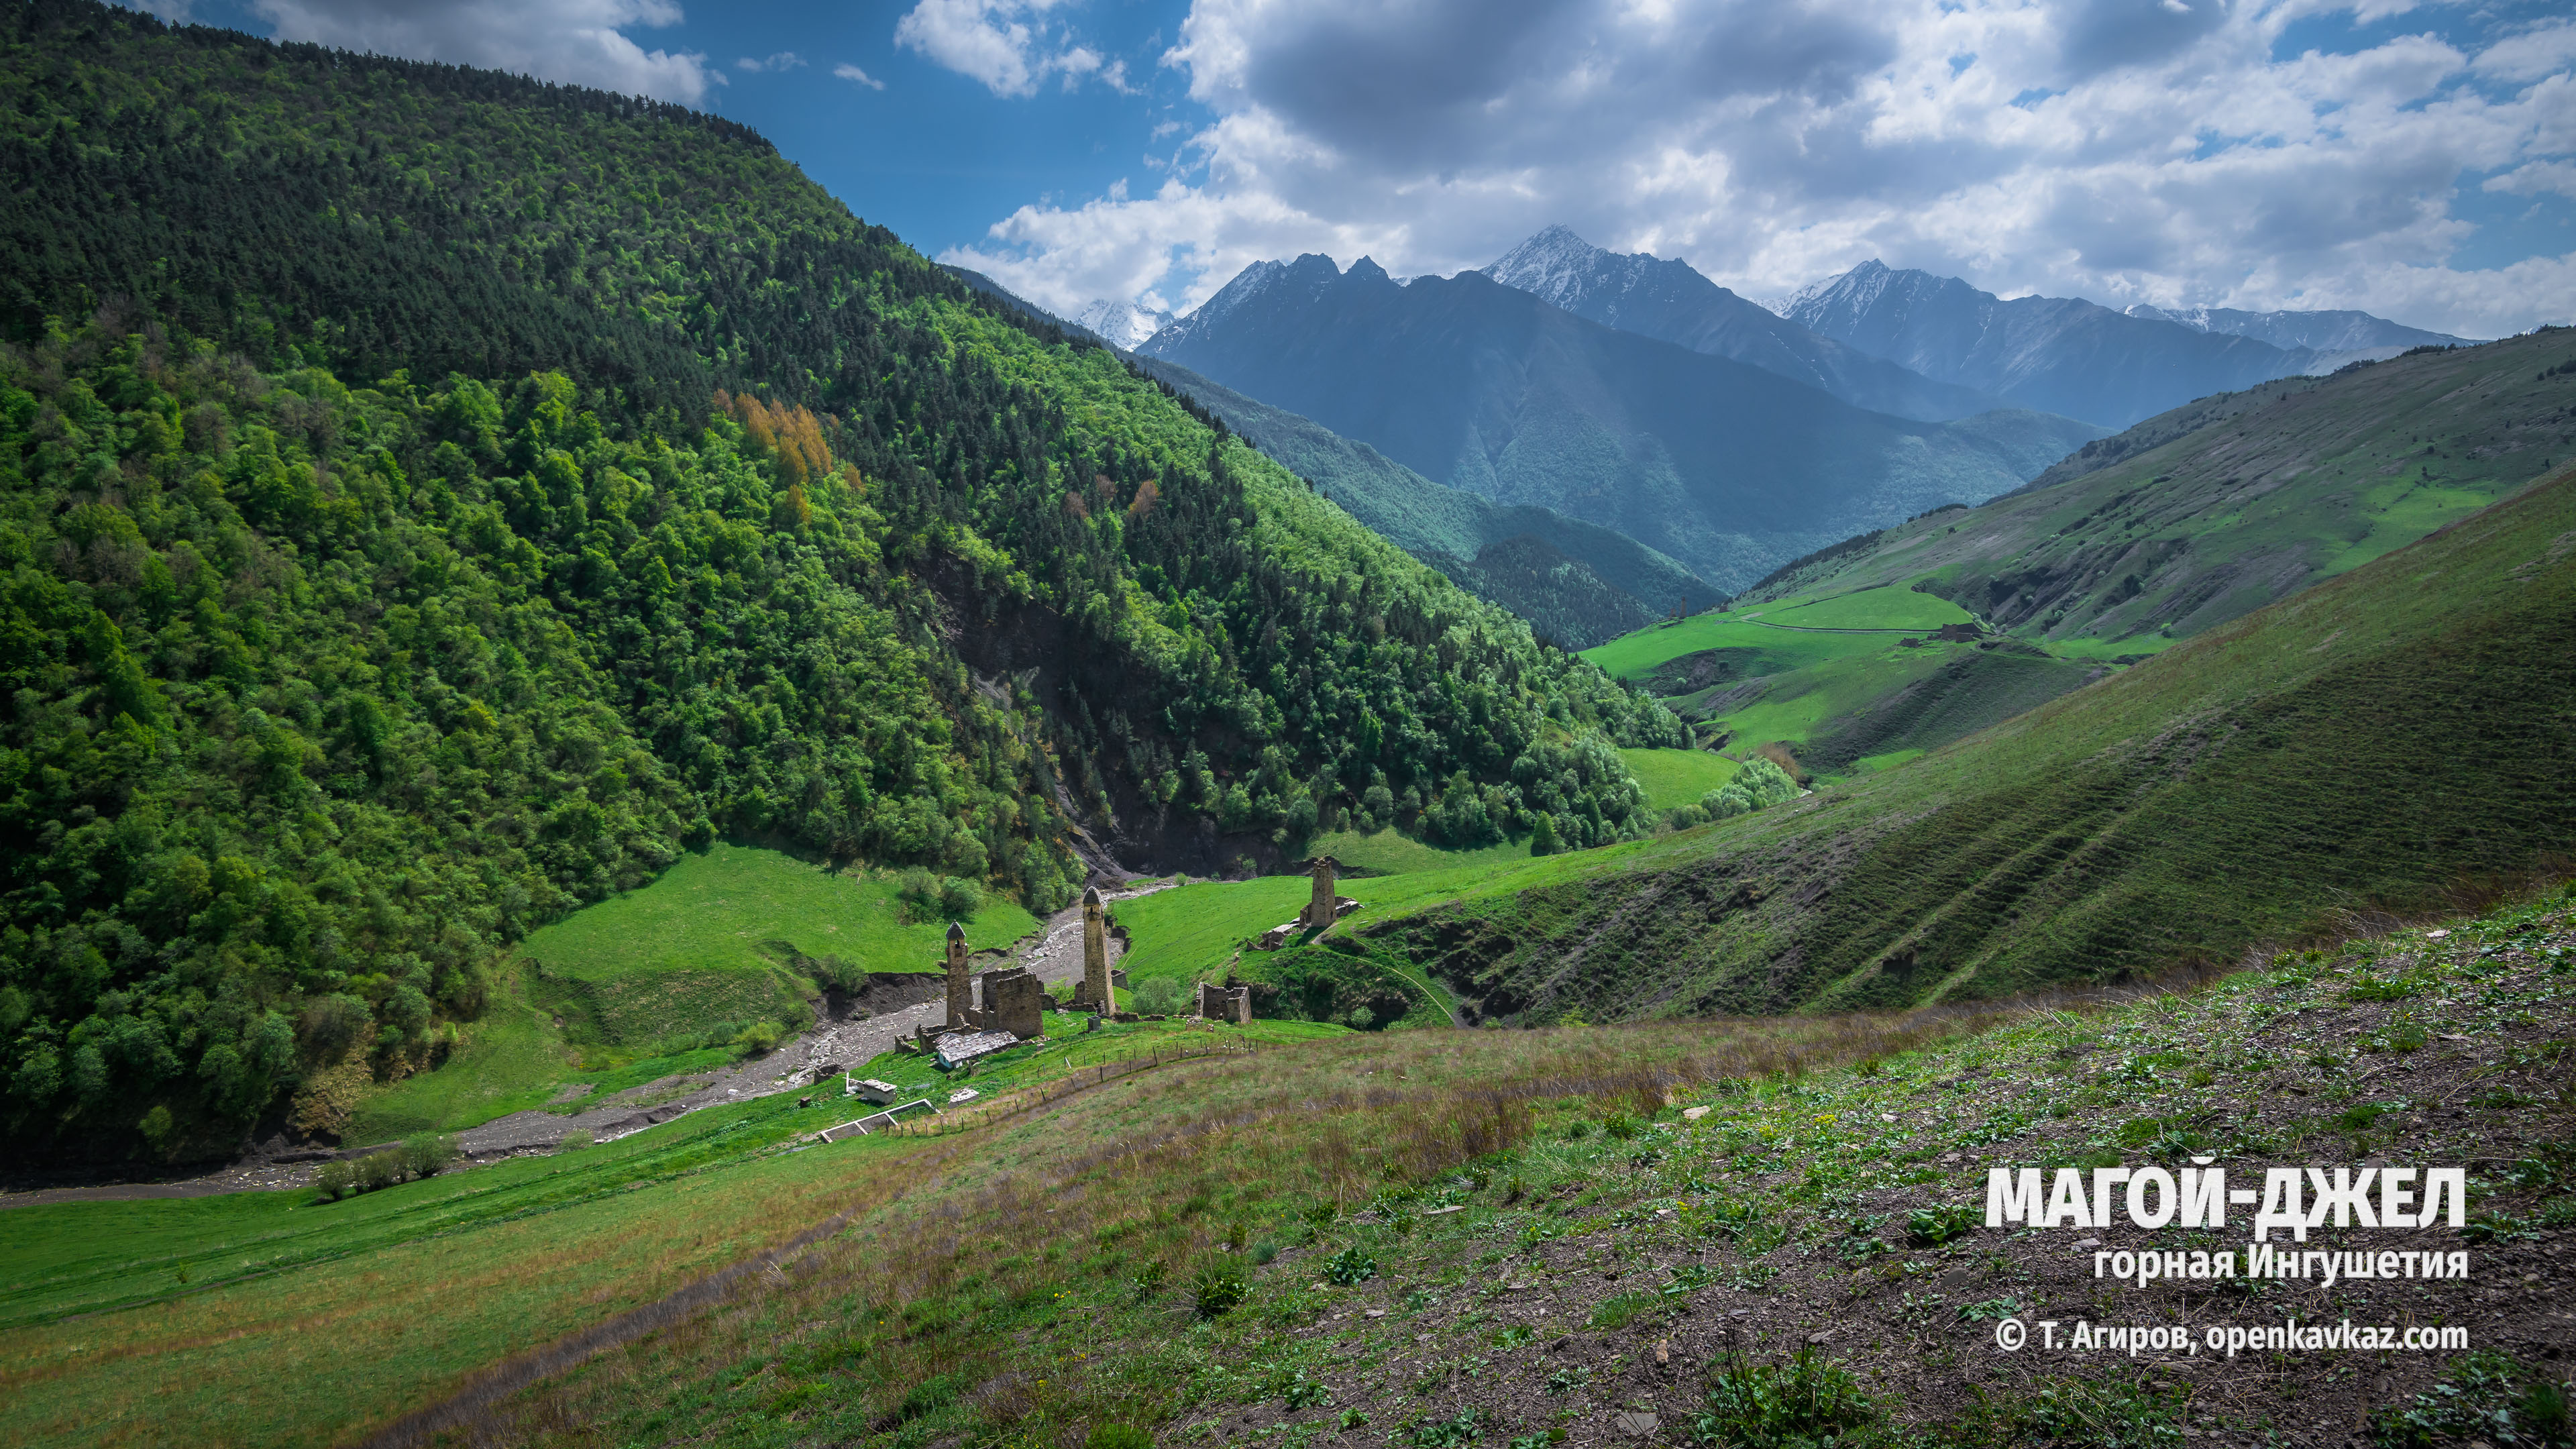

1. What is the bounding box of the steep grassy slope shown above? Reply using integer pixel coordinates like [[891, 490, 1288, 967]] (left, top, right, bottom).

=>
[[0, 2, 1681, 1166], [1349, 460, 2576, 1020], [1142, 255, 2102, 589], [514, 845, 1040, 1049], [1742, 331, 2576, 645], [1572, 333, 2576, 775]]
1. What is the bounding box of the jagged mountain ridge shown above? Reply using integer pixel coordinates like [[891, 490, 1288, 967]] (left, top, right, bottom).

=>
[[1786, 260, 2318, 428], [1069, 297, 1173, 351], [1140, 254, 2102, 590], [2124, 301, 2477, 366], [1481, 226, 2012, 423]]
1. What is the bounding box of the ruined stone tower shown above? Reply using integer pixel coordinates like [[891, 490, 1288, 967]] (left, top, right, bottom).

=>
[[944, 921, 971, 1028], [1079, 885, 1112, 1012], [1303, 855, 1339, 932]]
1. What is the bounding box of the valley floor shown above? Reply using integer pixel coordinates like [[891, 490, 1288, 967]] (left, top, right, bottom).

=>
[[5, 887, 2569, 1447]]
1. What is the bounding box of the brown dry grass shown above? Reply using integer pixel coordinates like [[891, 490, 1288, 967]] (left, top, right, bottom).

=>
[[424, 1002, 2096, 1446]]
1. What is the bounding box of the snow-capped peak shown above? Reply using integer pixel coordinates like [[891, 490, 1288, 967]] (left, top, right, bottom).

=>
[[1070, 298, 1175, 351]]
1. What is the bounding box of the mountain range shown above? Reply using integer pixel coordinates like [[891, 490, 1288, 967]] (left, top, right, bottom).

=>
[[1481, 225, 2010, 422], [1138, 254, 2101, 590]]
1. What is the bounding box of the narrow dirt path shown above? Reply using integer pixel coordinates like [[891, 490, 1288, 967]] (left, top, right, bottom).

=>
[[1, 881, 1185, 1207]]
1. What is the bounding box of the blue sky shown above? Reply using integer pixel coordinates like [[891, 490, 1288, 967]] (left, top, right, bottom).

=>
[[144, 2, 2575, 339]]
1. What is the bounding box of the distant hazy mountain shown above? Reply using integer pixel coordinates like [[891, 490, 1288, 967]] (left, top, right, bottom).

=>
[[1134, 356, 1720, 644], [1483, 227, 2010, 423], [1141, 254, 2102, 589], [1785, 261, 2318, 429], [1071, 297, 1174, 350], [2123, 303, 2477, 366]]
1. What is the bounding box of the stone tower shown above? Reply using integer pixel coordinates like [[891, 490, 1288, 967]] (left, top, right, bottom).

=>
[[1304, 856, 1339, 932], [944, 921, 971, 1028], [1081, 886, 1113, 1012]]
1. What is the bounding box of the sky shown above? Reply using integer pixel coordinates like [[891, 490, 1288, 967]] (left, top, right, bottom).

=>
[[131, 1, 2576, 340]]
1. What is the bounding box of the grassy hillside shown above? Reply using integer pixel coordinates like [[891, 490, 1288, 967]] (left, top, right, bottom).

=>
[[1580, 588, 2065, 773], [464, 888, 2573, 1449], [0, 3, 1682, 1165], [1741, 330, 2576, 645], [1578, 331, 2576, 775], [15, 885, 2565, 1446], [1364, 459, 2576, 1020], [1618, 747, 1741, 808], [517, 845, 1038, 1046]]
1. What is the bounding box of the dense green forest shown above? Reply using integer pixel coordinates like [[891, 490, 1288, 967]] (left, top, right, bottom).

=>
[[0, 0, 1679, 1163]]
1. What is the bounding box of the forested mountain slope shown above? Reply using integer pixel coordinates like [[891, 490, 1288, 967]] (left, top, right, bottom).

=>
[[950, 266, 1719, 645], [1142, 254, 2101, 589], [0, 0, 1680, 1164]]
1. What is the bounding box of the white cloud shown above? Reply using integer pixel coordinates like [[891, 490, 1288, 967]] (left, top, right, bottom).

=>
[[736, 51, 805, 74], [835, 62, 888, 91], [946, 0, 2576, 340], [894, 0, 1114, 98], [252, 0, 716, 104], [2487, 159, 2576, 199]]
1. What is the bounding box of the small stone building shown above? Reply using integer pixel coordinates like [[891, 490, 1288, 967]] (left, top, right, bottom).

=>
[[976, 965, 1047, 1039], [1197, 981, 1254, 1025]]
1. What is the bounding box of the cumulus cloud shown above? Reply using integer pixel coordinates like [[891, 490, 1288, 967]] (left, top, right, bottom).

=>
[[894, 0, 1116, 97], [735, 51, 804, 74], [835, 62, 888, 91], [946, 0, 2576, 340], [252, 0, 716, 103]]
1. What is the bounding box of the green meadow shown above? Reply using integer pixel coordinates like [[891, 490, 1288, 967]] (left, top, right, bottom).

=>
[[337, 847, 1041, 1140], [1616, 747, 1741, 806], [1749, 584, 1974, 630]]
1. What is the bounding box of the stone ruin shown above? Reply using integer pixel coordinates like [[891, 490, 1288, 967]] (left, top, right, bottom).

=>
[[918, 920, 1042, 1059], [1252, 857, 1359, 949], [1196, 981, 1254, 1025], [975, 965, 1047, 1039], [1303, 855, 1340, 931]]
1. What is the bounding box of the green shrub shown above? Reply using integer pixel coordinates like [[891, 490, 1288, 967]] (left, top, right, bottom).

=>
[[1194, 1259, 1249, 1318], [311, 1159, 355, 1203], [1324, 1246, 1377, 1285], [1692, 1347, 1876, 1448], [1130, 1258, 1169, 1302], [1907, 1203, 1978, 1246], [354, 1150, 404, 1191], [400, 1132, 460, 1179], [1602, 1112, 1641, 1140]]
